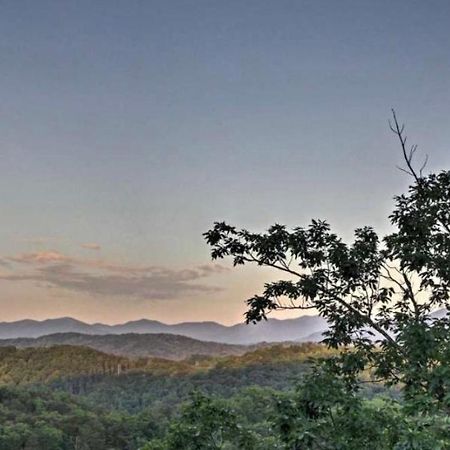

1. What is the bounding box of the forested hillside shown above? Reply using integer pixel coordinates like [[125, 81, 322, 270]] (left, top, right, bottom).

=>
[[0, 385, 159, 450], [0, 332, 251, 360], [0, 342, 331, 386], [0, 345, 202, 384], [0, 342, 340, 449], [0, 340, 439, 450]]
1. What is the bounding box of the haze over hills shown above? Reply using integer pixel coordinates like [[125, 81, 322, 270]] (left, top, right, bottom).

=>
[[0, 333, 250, 360], [0, 315, 328, 344], [1, 310, 446, 345]]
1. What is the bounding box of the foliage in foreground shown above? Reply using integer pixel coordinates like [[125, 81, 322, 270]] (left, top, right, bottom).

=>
[[144, 379, 450, 450], [1, 377, 448, 450]]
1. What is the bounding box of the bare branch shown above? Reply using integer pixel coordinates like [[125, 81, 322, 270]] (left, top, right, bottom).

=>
[[390, 109, 424, 184], [390, 109, 431, 185], [419, 154, 429, 177]]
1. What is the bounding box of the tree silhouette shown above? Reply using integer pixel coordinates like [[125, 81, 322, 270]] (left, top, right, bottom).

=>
[[204, 111, 450, 410]]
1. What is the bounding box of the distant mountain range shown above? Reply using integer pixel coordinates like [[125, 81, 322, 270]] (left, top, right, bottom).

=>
[[0, 315, 328, 344], [0, 333, 250, 360], [1, 310, 445, 345]]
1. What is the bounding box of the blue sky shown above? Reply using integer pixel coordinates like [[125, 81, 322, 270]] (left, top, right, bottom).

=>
[[1, 0, 449, 324]]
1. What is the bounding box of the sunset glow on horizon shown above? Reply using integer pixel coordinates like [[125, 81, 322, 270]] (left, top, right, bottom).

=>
[[1, 1, 450, 324]]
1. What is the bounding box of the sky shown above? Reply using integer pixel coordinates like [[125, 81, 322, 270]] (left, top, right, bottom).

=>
[[0, 0, 450, 324]]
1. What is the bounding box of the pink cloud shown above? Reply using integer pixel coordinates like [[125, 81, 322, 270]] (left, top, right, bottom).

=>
[[1, 250, 229, 300], [9, 251, 71, 264]]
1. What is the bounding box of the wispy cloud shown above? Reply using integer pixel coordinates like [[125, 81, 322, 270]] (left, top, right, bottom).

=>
[[19, 237, 60, 245], [81, 243, 101, 251], [1, 251, 228, 300], [9, 251, 71, 264]]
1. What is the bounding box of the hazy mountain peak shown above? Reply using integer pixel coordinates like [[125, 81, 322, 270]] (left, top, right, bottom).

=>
[[0, 314, 328, 344]]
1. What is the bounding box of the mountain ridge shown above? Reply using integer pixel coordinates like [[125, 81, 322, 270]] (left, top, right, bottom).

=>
[[0, 314, 327, 344], [0, 332, 251, 360], [2, 310, 445, 344]]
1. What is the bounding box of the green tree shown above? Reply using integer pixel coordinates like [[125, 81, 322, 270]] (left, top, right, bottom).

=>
[[272, 365, 450, 449], [142, 392, 236, 450], [23, 425, 63, 450], [143, 392, 273, 450], [204, 111, 450, 413]]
